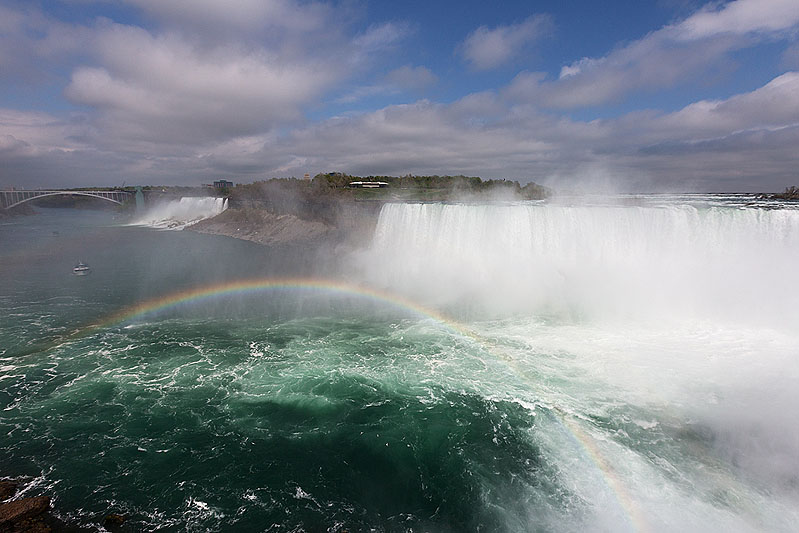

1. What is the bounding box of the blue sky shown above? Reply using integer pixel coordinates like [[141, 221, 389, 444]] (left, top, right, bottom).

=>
[[1, 0, 799, 191]]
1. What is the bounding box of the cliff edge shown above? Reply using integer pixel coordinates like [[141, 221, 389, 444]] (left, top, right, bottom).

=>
[[188, 208, 335, 246]]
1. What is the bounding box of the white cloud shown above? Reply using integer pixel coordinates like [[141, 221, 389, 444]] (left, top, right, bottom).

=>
[[2, 1, 798, 192], [124, 0, 331, 34], [333, 84, 398, 105], [353, 22, 409, 51], [61, 21, 340, 145], [508, 32, 736, 108], [655, 71, 799, 135], [0, 1, 354, 147], [782, 43, 799, 69], [0, 108, 128, 189], [559, 57, 597, 79], [0, 1, 419, 186], [384, 65, 437, 90], [5, 73, 799, 191], [0, 4, 91, 82], [678, 0, 799, 39], [251, 72, 799, 191], [507, 0, 799, 109], [460, 15, 552, 70], [333, 65, 436, 105], [0, 109, 88, 153]]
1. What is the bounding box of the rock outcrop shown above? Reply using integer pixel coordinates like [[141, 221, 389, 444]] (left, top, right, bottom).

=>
[[0, 496, 51, 532], [188, 207, 335, 245]]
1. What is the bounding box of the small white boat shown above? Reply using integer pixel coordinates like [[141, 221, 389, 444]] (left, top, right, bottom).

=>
[[73, 262, 91, 275]]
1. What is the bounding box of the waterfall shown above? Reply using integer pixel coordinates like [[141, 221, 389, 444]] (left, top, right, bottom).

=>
[[363, 202, 799, 324], [131, 197, 227, 230]]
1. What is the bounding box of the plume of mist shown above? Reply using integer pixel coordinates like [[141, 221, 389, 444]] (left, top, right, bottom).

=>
[[356, 202, 799, 326], [351, 199, 799, 507]]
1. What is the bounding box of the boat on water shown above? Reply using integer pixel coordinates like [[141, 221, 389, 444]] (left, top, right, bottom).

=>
[[73, 262, 91, 275]]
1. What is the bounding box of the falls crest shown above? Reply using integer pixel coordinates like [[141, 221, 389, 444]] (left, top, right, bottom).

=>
[[363, 202, 799, 324]]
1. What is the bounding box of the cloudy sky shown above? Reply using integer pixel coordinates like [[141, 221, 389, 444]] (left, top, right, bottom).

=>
[[1, 0, 799, 192]]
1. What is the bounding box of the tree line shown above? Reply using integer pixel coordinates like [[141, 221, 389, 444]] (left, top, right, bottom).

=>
[[310, 172, 551, 199]]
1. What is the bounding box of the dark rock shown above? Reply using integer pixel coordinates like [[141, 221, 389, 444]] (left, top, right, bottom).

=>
[[0, 483, 17, 502], [5, 517, 51, 532], [0, 496, 51, 530], [102, 514, 126, 528]]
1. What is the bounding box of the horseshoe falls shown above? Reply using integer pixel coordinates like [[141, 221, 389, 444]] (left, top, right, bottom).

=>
[[366, 202, 799, 325], [1, 198, 798, 532]]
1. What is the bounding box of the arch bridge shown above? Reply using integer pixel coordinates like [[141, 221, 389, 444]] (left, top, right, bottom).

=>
[[0, 189, 134, 210]]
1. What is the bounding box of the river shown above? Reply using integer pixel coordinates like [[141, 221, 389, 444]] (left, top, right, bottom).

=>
[[1, 198, 798, 532]]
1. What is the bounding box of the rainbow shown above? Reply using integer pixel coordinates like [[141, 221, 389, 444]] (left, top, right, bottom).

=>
[[556, 411, 650, 532], [52, 276, 647, 531], [95, 277, 471, 334], [33, 277, 472, 358]]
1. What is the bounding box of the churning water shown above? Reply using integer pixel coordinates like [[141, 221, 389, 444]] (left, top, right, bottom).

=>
[[1, 198, 798, 532]]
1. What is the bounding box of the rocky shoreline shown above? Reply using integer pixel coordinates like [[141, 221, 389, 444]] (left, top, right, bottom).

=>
[[188, 207, 335, 246], [0, 487, 52, 533], [0, 479, 126, 532], [187, 204, 381, 249]]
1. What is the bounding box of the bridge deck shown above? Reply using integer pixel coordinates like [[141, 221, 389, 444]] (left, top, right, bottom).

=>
[[0, 190, 134, 209]]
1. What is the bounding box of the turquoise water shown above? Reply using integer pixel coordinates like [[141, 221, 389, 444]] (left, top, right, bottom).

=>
[[2, 204, 799, 532]]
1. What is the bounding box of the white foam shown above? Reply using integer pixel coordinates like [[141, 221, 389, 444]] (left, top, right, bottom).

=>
[[362, 202, 799, 327], [130, 197, 227, 230], [358, 200, 799, 530]]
